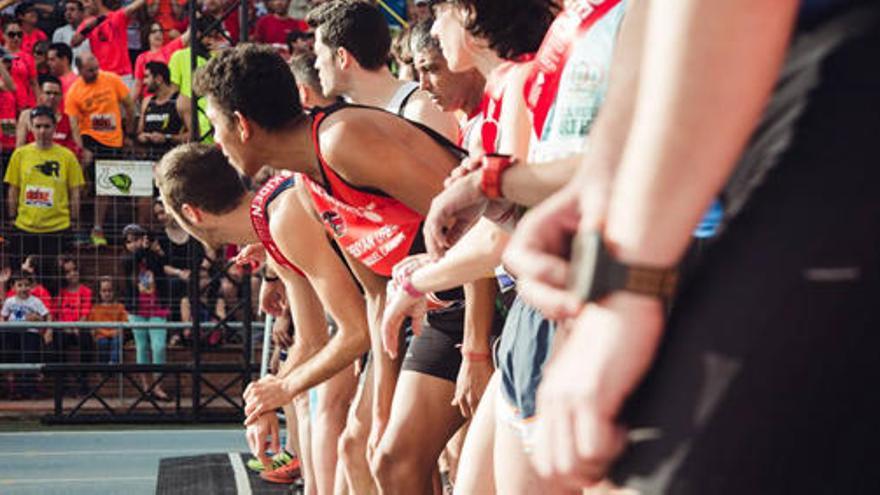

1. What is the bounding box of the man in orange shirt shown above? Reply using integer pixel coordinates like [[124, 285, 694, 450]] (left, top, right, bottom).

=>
[[64, 52, 136, 246]]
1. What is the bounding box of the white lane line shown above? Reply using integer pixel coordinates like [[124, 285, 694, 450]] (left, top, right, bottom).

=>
[[0, 429, 242, 437], [0, 448, 221, 457], [0, 476, 154, 485], [228, 452, 253, 495]]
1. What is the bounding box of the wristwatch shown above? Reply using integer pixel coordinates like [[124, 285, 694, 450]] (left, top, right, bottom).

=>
[[568, 230, 679, 303], [479, 154, 517, 199]]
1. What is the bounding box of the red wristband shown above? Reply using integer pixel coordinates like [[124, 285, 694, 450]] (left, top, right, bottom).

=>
[[460, 349, 492, 362], [479, 154, 516, 199], [400, 275, 424, 299]]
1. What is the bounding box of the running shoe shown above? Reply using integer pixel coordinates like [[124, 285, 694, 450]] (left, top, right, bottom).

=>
[[259, 457, 302, 484], [246, 450, 294, 472]]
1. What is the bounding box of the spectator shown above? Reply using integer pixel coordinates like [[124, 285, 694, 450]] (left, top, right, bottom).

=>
[[179, 261, 227, 346], [168, 14, 227, 142], [3, 106, 83, 283], [0, 59, 19, 161], [137, 61, 184, 158], [71, 0, 147, 86], [0, 272, 51, 399], [16, 75, 84, 159], [145, 0, 187, 40], [120, 223, 170, 401], [254, 0, 307, 45], [54, 260, 93, 395], [409, 0, 430, 23], [133, 22, 186, 103], [4, 256, 55, 316], [47, 43, 77, 95], [65, 52, 136, 246], [2, 20, 40, 112], [52, 0, 92, 64], [284, 29, 312, 58], [87, 276, 127, 365], [15, 2, 48, 58], [32, 40, 49, 76]]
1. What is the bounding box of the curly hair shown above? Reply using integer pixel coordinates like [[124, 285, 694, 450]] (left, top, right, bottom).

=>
[[192, 43, 305, 131], [452, 0, 557, 59], [306, 0, 391, 70]]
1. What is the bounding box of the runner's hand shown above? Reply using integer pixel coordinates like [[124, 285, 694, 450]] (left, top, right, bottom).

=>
[[234, 243, 266, 269], [444, 154, 484, 188], [424, 173, 488, 259], [258, 277, 285, 317], [451, 358, 493, 418], [246, 413, 280, 471], [243, 374, 292, 425], [381, 279, 427, 359], [502, 185, 584, 320]]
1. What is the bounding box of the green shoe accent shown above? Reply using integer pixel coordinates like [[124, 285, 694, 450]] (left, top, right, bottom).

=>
[[246, 450, 294, 472]]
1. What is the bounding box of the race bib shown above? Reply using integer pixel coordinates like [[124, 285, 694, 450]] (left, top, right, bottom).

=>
[[24, 185, 54, 208], [90, 113, 117, 132]]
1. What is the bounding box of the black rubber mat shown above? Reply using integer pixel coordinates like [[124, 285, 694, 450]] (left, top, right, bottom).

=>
[[156, 453, 300, 494]]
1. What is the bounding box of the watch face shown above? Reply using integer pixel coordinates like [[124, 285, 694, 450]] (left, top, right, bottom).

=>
[[568, 230, 601, 302]]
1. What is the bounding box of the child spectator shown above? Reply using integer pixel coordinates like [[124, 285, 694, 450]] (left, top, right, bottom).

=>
[[6, 256, 55, 315], [254, 0, 306, 45], [87, 277, 127, 364], [54, 260, 93, 395], [1, 272, 51, 398], [121, 223, 170, 401]]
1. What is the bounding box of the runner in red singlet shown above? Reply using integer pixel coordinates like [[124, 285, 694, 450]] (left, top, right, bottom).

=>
[[155, 145, 368, 495]]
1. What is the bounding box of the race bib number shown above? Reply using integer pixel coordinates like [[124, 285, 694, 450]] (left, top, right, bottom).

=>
[[90, 113, 117, 132], [24, 185, 54, 208]]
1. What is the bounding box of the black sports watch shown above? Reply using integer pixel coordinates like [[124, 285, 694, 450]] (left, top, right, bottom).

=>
[[568, 231, 679, 303]]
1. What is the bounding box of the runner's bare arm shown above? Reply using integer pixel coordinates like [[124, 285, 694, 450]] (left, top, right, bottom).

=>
[[274, 260, 328, 380], [269, 186, 371, 396], [401, 90, 460, 142]]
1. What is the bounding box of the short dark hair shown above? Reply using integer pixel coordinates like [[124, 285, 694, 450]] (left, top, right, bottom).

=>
[[289, 52, 321, 93], [193, 43, 305, 131], [144, 61, 170, 84], [156, 143, 247, 217], [307, 0, 390, 71], [49, 42, 73, 64], [65, 0, 84, 10], [409, 18, 439, 56], [38, 74, 61, 88], [452, 0, 556, 60], [11, 271, 33, 284]]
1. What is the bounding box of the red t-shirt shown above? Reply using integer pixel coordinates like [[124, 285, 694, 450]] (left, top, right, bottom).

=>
[[59, 72, 78, 97], [55, 284, 93, 322], [0, 90, 17, 152], [254, 14, 307, 44], [77, 9, 133, 76], [9, 51, 37, 111], [21, 29, 47, 58], [133, 37, 184, 97]]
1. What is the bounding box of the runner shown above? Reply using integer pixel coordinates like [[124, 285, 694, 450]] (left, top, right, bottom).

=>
[[155, 145, 368, 495], [386, 1, 627, 493], [191, 43, 496, 494], [307, 0, 458, 139]]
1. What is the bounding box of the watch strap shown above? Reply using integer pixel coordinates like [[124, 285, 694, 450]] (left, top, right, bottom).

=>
[[623, 266, 679, 300], [480, 154, 516, 199]]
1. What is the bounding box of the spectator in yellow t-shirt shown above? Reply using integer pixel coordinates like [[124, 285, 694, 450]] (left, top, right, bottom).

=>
[[64, 52, 136, 246], [3, 105, 83, 283]]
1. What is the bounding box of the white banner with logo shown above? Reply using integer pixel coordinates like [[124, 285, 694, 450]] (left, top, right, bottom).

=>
[[94, 159, 154, 197]]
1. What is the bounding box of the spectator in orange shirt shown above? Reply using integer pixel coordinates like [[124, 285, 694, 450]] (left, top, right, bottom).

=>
[[71, 0, 147, 86], [65, 52, 136, 246], [15, 2, 48, 58], [87, 276, 127, 364], [2, 20, 39, 112]]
